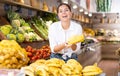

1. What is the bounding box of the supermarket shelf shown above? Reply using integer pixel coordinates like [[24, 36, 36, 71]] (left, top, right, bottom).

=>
[[19, 40, 49, 48], [0, 0, 54, 14]]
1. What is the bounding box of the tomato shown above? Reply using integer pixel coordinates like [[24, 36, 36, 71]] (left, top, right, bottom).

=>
[[28, 52, 33, 57], [31, 56, 36, 60], [31, 49, 34, 53], [36, 51, 39, 55], [37, 55, 41, 59]]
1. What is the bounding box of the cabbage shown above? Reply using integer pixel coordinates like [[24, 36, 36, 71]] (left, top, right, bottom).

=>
[[16, 33, 25, 43], [18, 27, 25, 34], [11, 19, 20, 27], [0, 25, 12, 35], [22, 26, 34, 33], [7, 34, 16, 40], [24, 32, 36, 42]]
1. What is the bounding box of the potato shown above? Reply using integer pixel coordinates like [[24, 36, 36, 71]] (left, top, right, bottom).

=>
[[11, 57, 18, 64], [4, 59, 11, 65], [4, 54, 10, 59], [6, 64, 11, 69], [0, 56, 5, 63]]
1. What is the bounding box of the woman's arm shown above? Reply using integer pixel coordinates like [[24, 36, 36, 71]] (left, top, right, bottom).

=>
[[53, 42, 66, 52]]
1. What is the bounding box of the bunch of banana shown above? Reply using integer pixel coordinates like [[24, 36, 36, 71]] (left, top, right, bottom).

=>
[[62, 59, 83, 76], [45, 58, 66, 76], [23, 58, 83, 76], [82, 63, 103, 76], [67, 34, 84, 45], [45, 58, 65, 67], [22, 66, 34, 76], [83, 28, 95, 37]]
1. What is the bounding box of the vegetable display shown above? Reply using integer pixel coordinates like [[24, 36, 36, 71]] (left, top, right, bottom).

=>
[[5, 11, 43, 42], [25, 45, 51, 63]]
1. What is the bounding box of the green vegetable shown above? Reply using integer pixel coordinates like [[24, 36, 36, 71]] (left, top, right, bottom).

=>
[[24, 32, 37, 42], [11, 19, 21, 27], [21, 26, 34, 33], [31, 17, 48, 40], [7, 10, 20, 20], [16, 33, 25, 43], [7, 34, 16, 40], [10, 28, 19, 34], [19, 19, 26, 26], [0, 25, 12, 35], [18, 27, 25, 34], [96, 0, 112, 12]]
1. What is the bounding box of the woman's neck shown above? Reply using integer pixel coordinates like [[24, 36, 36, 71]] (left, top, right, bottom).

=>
[[61, 21, 70, 30]]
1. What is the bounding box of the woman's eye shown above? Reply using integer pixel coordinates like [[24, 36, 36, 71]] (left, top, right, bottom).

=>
[[65, 9, 69, 12], [59, 9, 69, 13], [59, 10, 63, 13]]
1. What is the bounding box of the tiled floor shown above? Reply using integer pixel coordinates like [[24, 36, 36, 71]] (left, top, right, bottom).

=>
[[98, 59, 119, 76]]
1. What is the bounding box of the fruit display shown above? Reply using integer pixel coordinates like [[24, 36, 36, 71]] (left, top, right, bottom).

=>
[[0, 40, 29, 69], [67, 34, 85, 45], [25, 45, 51, 63], [83, 28, 95, 37], [22, 58, 84, 76], [82, 63, 103, 76]]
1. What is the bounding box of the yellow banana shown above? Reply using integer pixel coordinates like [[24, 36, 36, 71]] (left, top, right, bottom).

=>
[[83, 71, 102, 76], [67, 34, 84, 44]]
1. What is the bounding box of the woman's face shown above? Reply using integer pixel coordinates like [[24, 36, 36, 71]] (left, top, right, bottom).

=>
[[58, 5, 72, 22]]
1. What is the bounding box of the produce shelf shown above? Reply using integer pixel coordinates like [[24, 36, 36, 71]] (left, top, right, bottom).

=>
[[0, 31, 7, 40], [0, 0, 54, 14], [19, 40, 49, 48]]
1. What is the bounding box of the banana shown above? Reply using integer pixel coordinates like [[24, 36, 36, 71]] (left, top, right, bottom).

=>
[[67, 34, 84, 44], [35, 66, 49, 76], [59, 69, 67, 76], [82, 63, 103, 76], [83, 71, 102, 76], [22, 66, 34, 76]]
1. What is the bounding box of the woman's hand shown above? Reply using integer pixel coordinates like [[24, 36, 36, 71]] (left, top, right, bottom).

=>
[[71, 44, 77, 51], [65, 43, 77, 51]]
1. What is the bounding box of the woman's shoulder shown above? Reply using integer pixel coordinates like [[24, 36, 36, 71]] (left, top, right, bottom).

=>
[[49, 21, 60, 29], [51, 21, 60, 26], [71, 21, 82, 28]]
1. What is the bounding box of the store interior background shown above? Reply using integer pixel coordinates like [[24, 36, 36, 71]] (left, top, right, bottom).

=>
[[0, 0, 120, 76]]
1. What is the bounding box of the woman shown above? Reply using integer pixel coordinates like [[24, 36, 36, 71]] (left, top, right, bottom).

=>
[[48, 3, 83, 61]]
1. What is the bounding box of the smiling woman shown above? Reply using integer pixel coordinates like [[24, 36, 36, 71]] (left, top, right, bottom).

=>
[[48, 3, 83, 62]]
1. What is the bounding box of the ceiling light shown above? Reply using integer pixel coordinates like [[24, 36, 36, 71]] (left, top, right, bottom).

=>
[[84, 11, 88, 15], [62, 0, 68, 4], [79, 9, 83, 12], [73, 5, 77, 9], [88, 13, 92, 17], [63, 1, 68, 4], [102, 13, 105, 17]]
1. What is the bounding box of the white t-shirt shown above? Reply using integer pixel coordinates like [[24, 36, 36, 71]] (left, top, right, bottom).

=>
[[48, 20, 83, 56]]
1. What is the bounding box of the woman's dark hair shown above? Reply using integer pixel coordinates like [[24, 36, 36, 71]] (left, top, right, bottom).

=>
[[57, 3, 71, 13]]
